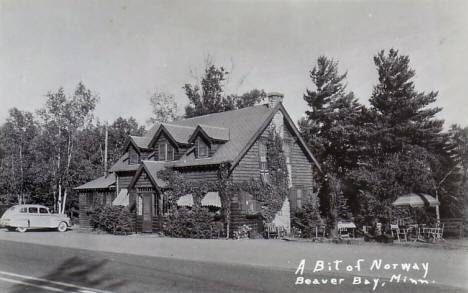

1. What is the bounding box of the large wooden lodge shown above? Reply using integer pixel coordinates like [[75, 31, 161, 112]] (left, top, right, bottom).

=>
[[76, 93, 320, 234]]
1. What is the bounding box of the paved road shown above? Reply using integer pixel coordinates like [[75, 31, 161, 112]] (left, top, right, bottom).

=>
[[0, 239, 466, 293]]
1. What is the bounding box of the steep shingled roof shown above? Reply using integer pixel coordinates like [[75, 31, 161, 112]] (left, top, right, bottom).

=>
[[168, 105, 275, 167], [74, 173, 116, 190], [78, 103, 320, 190], [141, 161, 168, 188], [109, 153, 140, 172], [126, 105, 275, 167], [128, 161, 168, 190], [129, 136, 147, 149], [188, 124, 230, 142]]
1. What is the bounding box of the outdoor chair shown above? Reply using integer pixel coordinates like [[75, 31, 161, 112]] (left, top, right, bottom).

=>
[[390, 224, 407, 242], [337, 222, 356, 239], [338, 228, 350, 239], [264, 223, 278, 239], [277, 226, 287, 238]]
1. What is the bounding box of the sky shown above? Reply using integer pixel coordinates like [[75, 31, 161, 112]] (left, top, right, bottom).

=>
[[1, 0, 467, 129]]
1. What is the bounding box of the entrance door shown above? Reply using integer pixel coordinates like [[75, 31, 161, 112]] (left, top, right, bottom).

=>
[[142, 193, 153, 233]]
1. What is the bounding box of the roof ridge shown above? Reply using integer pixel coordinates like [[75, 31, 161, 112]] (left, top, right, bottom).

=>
[[171, 104, 267, 123], [197, 124, 229, 130], [161, 123, 196, 129]]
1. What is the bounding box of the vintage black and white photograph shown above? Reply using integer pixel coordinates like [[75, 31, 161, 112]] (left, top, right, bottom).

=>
[[0, 0, 467, 292]]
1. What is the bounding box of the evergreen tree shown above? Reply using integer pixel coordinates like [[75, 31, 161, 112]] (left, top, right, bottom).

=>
[[368, 49, 444, 155], [300, 56, 362, 227], [300, 56, 362, 175], [351, 49, 447, 221]]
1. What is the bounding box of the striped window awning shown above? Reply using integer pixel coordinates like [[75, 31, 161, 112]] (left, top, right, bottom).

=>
[[177, 194, 194, 207], [112, 188, 129, 206], [201, 192, 221, 208], [337, 221, 356, 229]]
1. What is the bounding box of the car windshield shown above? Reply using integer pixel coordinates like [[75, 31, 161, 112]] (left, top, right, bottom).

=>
[[20, 207, 27, 213]]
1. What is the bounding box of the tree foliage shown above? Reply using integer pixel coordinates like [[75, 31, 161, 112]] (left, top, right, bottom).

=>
[[184, 63, 266, 118], [300, 50, 464, 225], [147, 92, 179, 124], [0, 108, 38, 204], [299, 56, 361, 228], [0, 83, 146, 215]]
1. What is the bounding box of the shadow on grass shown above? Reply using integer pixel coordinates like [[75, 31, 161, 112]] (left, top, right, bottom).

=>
[[9, 256, 126, 293]]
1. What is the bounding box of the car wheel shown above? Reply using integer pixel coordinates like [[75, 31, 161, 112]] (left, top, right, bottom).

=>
[[16, 227, 27, 233], [57, 222, 67, 232]]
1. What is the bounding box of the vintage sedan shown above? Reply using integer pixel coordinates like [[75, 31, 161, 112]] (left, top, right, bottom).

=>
[[0, 204, 71, 232]]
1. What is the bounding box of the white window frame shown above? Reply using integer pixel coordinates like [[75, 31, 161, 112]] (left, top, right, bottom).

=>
[[197, 139, 208, 158], [297, 189, 303, 210], [259, 141, 269, 183], [158, 143, 175, 161], [158, 143, 166, 161]]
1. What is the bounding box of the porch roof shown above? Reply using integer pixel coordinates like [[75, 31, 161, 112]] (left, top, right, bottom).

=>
[[141, 161, 168, 188], [74, 173, 116, 190]]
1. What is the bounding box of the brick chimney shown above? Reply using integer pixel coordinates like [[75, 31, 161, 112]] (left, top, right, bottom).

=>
[[267, 92, 284, 108]]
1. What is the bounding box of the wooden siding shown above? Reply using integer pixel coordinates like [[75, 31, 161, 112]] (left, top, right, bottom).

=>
[[290, 140, 313, 187], [179, 167, 219, 182], [140, 151, 151, 160], [134, 169, 153, 188], [117, 172, 135, 193], [128, 146, 139, 164], [210, 142, 221, 156], [78, 190, 115, 230], [153, 133, 181, 161], [194, 136, 210, 158], [229, 200, 263, 236], [231, 141, 260, 183]]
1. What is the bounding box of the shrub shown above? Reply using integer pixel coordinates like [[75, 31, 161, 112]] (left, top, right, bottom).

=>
[[233, 224, 252, 239], [162, 208, 224, 239], [292, 195, 324, 238], [89, 206, 134, 235]]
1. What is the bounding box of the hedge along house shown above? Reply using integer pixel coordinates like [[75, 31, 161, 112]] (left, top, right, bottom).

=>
[[76, 93, 321, 234]]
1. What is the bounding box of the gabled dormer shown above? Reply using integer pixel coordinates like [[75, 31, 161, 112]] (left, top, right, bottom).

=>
[[147, 124, 196, 161], [188, 125, 230, 158], [124, 136, 146, 164]]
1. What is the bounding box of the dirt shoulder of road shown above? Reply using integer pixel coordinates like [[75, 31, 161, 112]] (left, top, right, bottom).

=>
[[0, 229, 467, 290]]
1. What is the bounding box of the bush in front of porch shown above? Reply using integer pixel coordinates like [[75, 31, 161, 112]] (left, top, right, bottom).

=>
[[89, 206, 134, 235], [161, 207, 224, 239]]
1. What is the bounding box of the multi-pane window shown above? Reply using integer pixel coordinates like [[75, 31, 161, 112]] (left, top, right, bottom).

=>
[[129, 147, 139, 164], [158, 143, 165, 161], [137, 195, 143, 216], [296, 189, 303, 210], [258, 141, 269, 183], [242, 192, 258, 213], [283, 140, 293, 188], [197, 139, 208, 158], [158, 143, 175, 161]]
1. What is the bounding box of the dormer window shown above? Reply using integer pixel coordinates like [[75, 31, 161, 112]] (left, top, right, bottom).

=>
[[158, 143, 174, 161], [129, 147, 139, 165], [258, 141, 269, 183], [196, 139, 209, 158]]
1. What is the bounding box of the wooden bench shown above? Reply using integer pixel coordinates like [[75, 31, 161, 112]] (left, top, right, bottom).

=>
[[441, 218, 464, 239]]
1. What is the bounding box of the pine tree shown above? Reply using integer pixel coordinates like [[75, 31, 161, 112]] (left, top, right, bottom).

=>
[[300, 56, 362, 226], [300, 56, 362, 175], [351, 49, 447, 221], [368, 49, 444, 155]]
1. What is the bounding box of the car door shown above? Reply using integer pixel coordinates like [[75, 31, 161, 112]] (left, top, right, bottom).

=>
[[37, 207, 53, 227], [27, 207, 39, 227]]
